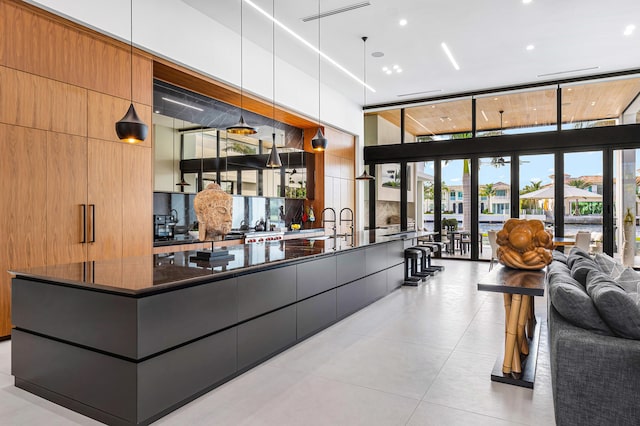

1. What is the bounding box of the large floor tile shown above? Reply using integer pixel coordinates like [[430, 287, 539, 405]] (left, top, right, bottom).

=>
[[406, 400, 523, 426], [314, 335, 451, 400], [239, 374, 419, 426]]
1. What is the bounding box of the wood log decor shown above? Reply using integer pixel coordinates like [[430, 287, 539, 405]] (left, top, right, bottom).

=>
[[496, 219, 553, 270]]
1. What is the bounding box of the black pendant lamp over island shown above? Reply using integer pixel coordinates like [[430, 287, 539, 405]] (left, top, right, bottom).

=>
[[266, 0, 282, 168], [115, 0, 148, 144], [311, 0, 328, 152], [227, 0, 257, 135]]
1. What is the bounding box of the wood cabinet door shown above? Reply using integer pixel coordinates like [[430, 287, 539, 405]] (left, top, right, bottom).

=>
[[122, 145, 153, 257], [88, 139, 123, 261], [0, 124, 48, 337], [46, 132, 88, 265]]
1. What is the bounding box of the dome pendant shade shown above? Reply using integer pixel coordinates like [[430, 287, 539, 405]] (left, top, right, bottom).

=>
[[355, 170, 375, 180], [266, 134, 282, 168], [311, 128, 328, 151], [226, 114, 257, 135], [115, 103, 148, 144]]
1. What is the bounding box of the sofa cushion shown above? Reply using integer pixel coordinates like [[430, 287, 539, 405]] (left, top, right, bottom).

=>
[[586, 270, 640, 339], [548, 260, 570, 276], [594, 252, 626, 277], [570, 257, 600, 287], [567, 247, 591, 269], [614, 267, 640, 294], [552, 251, 568, 264], [549, 279, 612, 335]]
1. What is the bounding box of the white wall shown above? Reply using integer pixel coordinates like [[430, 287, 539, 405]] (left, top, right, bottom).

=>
[[27, 0, 362, 136]]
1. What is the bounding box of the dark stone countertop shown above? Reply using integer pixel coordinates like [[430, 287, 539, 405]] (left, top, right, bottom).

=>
[[12, 230, 418, 297]]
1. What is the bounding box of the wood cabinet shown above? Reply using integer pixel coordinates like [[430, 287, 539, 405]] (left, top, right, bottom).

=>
[[0, 1, 154, 337]]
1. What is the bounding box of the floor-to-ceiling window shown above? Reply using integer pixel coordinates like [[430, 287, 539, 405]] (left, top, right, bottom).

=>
[[478, 156, 511, 259], [519, 154, 555, 228]]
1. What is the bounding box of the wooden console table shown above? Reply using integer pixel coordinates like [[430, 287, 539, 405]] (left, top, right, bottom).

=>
[[477, 265, 546, 388]]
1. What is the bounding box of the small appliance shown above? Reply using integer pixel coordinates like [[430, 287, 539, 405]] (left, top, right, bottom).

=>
[[154, 215, 177, 239]]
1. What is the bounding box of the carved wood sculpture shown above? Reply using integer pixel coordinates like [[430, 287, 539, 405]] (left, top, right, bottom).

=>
[[496, 219, 553, 270], [194, 183, 233, 242]]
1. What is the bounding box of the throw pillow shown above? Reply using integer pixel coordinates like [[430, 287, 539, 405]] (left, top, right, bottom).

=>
[[588, 276, 640, 340], [586, 269, 625, 295], [570, 257, 600, 287], [614, 267, 640, 294], [550, 281, 612, 335], [594, 252, 625, 277], [548, 260, 570, 275], [552, 251, 568, 264], [567, 248, 591, 269]]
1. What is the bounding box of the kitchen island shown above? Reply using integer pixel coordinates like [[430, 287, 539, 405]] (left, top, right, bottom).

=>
[[10, 230, 416, 426]]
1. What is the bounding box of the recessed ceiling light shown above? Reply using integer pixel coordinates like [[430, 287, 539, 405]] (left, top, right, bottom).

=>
[[591, 101, 596, 106], [399, 18, 408, 26], [396, 68, 403, 73], [386, 70, 392, 75], [441, 42, 460, 70], [533, 108, 537, 111], [382, 66, 389, 71], [392, 65, 399, 70], [567, 88, 573, 91], [372, 51, 384, 58], [154, 110, 160, 114], [624, 24, 636, 36], [493, 97, 499, 101], [162, 97, 204, 111], [526, 44, 535, 51], [522, 0, 532, 4], [431, 105, 436, 108]]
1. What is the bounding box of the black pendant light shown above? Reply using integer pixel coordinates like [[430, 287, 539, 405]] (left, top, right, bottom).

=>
[[115, 0, 148, 144], [311, 0, 328, 151], [227, 0, 257, 135], [266, 0, 282, 168], [176, 177, 191, 188], [355, 36, 374, 181]]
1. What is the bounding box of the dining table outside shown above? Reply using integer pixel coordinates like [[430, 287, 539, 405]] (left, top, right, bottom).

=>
[[552, 236, 576, 248]]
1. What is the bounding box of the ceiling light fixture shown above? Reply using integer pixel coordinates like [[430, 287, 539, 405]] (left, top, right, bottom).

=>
[[227, 0, 257, 135], [311, 0, 327, 151], [266, 0, 282, 168], [115, 0, 148, 144], [245, 0, 375, 93], [399, 19, 407, 26], [356, 36, 374, 181], [624, 24, 636, 36], [481, 110, 488, 121], [372, 51, 384, 58], [441, 42, 460, 70], [161, 97, 204, 112], [522, 0, 532, 4], [301, 1, 370, 22], [537, 66, 599, 77], [397, 89, 442, 97], [526, 44, 535, 51]]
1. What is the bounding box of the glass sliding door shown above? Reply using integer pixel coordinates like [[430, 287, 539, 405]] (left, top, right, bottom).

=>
[[441, 159, 471, 258], [613, 149, 639, 263], [564, 151, 603, 253], [479, 156, 511, 259], [519, 154, 554, 229], [418, 161, 435, 231]]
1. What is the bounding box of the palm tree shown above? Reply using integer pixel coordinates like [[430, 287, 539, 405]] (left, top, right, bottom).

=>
[[480, 183, 497, 213], [520, 180, 543, 211], [568, 179, 589, 189]]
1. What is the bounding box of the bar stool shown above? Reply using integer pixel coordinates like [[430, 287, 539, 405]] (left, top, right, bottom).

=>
[[410, 246, 435, 277], [404, 248, 424, 286], [417, 241, 445, 272]]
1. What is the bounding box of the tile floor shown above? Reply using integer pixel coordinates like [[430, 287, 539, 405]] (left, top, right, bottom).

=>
[[0, 260, 556, 425]]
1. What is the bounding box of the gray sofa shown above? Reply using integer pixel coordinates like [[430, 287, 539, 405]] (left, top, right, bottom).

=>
[[547, 249, 640, 426]]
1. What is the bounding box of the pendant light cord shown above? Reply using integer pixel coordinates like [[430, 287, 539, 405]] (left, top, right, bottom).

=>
[[240, 0, 244, 115], [317, 0, 321, 128], [272, 0, 276, 135], [130, 0, 133, 102]]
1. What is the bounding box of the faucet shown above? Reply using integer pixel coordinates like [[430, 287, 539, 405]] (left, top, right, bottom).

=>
[[339, 207, 354, 246], [321, 208, 337, 241]]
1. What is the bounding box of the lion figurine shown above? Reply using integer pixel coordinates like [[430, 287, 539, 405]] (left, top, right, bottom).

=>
[[496, 219, 553, 270]]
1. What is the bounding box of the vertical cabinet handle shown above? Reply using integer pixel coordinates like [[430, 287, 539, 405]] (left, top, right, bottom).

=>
[[89, 204, 96, 243], [81, 204, 87, 243]]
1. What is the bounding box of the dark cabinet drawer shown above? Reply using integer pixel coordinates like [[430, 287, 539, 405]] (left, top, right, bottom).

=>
[[367, 270, 388, 303], [237, 265, 296, 321], [336, 249, 366, 285], [387, 264, 404, 292], [297, 256, 337, 300], [337, 278, 367, 319], [365, 244, 388, 275], [237, 305, 296, 371], [297, 290, 336, 339], [138, 278, 237, 358]]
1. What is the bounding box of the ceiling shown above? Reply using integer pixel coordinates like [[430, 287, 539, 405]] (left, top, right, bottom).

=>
[[183, 0, 640, 107]]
